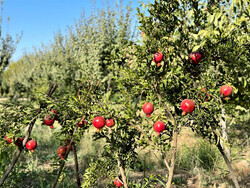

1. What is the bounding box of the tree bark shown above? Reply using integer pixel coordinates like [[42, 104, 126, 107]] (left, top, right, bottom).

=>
[[217, 142, 240, 188], [221, 108, 231, 161], [166, 131, 178, 188], [117, 157, 128, 188], [73, 144, 81, 187], [0, 83, 57, 186]]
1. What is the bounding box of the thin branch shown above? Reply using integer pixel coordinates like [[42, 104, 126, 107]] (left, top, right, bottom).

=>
[[116, 155, 128, 188], [164, 158, 171, 172]]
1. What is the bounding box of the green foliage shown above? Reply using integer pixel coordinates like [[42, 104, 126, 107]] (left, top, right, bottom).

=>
[[1, 0, 136, 97], [0, 0, 249, 187], [0, 1, 21, 90]]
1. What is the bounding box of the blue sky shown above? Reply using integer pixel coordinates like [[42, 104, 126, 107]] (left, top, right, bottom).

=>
[[1, 0, 152, 61]]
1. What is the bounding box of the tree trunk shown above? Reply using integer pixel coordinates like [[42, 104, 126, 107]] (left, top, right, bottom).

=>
[[217, 142, 240, 188], [166, 131, 178, 188], [221, 108, 231, 161], [73, 144, 81, 187], [117, 157, 128, 188]]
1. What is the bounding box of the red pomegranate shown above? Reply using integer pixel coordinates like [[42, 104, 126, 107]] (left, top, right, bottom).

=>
[[153, 121, 165, 135], [154, 52, 163, 62], [4, 136, 12, 144], [181, 99, 195, 116], [142, 102, 154, 117], [114, 179, 123, 187], [44, 115, 55, 129], [92, 116, 106, 132], [26, 140, 37, 152], [77, 118, 87, 128], [57, 146, 67, 160], [220, 85, 233, 99], [106, 119, 115, 128], [153, 52, 163, 67], [189, 51, 204, 64], [15, 137, 24, 147]]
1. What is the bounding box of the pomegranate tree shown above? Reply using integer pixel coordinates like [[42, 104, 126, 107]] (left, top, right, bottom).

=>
[[26, 140, 37, 152], [220, 85, 233, 99], [188, 51, 204, 64], [106, 119, 115, 128], [153, 121, 165, 135], [92, 116, 106, 132], [181, 99, 195, 116], [142, 102, 154, 117]]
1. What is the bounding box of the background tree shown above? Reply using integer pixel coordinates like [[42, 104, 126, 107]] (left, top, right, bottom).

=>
[[0, 0, 21, 94]]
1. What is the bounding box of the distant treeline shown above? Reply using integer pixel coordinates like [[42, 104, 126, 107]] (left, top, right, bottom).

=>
[[0, 0, 137, 98]]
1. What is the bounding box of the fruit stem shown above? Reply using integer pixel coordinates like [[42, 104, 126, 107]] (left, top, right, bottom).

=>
[[182, 111, 186, 116]]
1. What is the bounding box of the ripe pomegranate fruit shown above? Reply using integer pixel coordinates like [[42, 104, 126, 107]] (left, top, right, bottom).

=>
[[114, 179, 123, 187], [153, 52, 163, 67], [43, 115, 55, 129], [15, 137, 24, 147], [142, 102, 154, 117], [4, 136, 12, 144], [153, 121, 165, 135], [220, 85, 233, 99], [92, 116, 106, 132], [181, 99, 195, 116], [26, 140, 37, 152], [189, 51, 204, 64], [58, 146, 67, 160], [77, 118, 87, 128], [106, 119, 115, 128]]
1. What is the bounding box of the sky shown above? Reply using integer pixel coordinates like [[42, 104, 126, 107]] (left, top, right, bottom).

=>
[[1, 0, 153, 61]]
